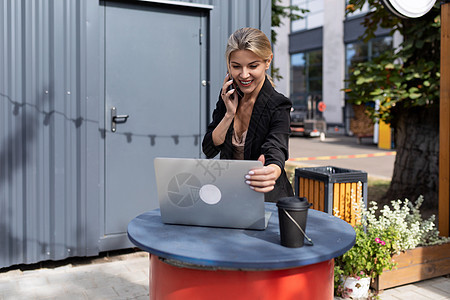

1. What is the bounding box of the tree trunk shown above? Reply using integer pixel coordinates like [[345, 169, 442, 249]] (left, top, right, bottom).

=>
[[386, 105, 440, 211]]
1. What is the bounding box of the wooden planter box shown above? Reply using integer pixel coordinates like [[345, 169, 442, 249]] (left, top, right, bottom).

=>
[[372, 242, 450, 291]]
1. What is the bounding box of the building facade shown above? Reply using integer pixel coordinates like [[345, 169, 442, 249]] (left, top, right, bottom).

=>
[[274, 0, 400, 132]]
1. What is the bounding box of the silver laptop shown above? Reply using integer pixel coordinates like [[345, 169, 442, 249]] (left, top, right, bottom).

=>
[[154, 157, 271, 230]]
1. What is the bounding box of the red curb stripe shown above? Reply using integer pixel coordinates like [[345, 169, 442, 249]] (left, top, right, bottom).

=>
[[288, 151, 396, 162]]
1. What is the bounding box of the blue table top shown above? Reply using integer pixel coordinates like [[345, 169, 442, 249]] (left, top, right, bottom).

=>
[[127, 203, 355, 270]]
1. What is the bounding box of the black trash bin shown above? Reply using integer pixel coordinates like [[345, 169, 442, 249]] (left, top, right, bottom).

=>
[[295, 166, 367, 225]]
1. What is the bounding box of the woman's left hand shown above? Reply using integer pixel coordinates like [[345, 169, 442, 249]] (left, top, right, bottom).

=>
[[245, 155, 282, 193]]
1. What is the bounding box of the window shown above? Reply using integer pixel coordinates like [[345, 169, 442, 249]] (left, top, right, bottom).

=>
[[345, 36, 393, 78], [291, 0, 324, 32], [344, 36, 393, 130], [290, 49, 323, 107]]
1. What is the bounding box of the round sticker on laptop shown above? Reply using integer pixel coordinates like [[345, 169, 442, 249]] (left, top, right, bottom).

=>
[[199, 184, 222, 205]]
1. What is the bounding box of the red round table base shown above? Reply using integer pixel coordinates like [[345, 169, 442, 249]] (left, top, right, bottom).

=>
[[150, 255, 334, 299]]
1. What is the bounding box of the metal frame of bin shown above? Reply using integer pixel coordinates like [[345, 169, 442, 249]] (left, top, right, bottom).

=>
[[295, 166, 368, 226]]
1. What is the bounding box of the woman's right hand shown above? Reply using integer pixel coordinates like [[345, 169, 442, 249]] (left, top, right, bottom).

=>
[[221, 74, 238, 116], [211, 74, 238, 147]]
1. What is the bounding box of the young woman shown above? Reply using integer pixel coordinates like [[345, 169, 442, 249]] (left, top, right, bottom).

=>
[[202, 27, 294, 202]]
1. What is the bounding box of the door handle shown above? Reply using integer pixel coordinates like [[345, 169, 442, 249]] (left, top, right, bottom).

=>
[[111, 107, 129, 132]]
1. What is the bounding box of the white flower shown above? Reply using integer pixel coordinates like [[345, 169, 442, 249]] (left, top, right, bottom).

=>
[[360, 196, 450, 251]]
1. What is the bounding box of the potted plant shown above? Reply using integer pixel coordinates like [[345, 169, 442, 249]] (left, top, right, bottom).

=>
[[365, 196, 450, 291], [334, 196, 450, 298], [334, 223, 398, 299]]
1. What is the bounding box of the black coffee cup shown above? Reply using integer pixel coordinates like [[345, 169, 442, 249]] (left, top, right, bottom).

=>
[[276, 196, 311, 248]]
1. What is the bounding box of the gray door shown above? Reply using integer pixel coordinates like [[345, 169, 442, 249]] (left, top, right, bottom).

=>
[[104, 2, 207, 241]]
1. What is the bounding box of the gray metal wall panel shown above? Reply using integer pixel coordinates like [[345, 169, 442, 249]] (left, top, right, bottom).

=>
[[85, 0, 102, 257], [0, 0, 271, 268], [0, 0, 95, 267]]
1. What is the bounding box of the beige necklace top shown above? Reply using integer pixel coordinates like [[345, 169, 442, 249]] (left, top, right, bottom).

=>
[[232, 129, 247, 160]]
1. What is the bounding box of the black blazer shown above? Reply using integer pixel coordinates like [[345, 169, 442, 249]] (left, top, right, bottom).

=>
[[202, 77, 294, 202]]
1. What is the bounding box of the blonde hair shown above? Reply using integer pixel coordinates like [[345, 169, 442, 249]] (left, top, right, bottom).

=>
[[225, 27, 274, 86]]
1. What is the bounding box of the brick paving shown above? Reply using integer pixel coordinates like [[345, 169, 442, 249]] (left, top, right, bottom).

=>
[[1, 250, 449, 299]]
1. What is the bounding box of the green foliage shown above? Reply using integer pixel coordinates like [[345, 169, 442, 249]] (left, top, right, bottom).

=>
[[335, 224, 398, 281], [345, 50, 440, 123], [344, 1, 441, 124], [346, 0, 401, 42]]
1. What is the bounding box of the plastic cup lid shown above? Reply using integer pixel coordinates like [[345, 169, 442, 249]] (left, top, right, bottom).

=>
[[276, 196, 311, 210]]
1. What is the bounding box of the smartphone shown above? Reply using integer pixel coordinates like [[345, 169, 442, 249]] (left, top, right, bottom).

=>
[[227, 75, 242, 100], [228, 75, 235, 100]]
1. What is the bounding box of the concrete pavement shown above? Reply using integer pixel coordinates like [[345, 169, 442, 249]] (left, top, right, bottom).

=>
[[0, 251, 149, 300], [288, 133, 396, 180], [1, 250, 449, 299]]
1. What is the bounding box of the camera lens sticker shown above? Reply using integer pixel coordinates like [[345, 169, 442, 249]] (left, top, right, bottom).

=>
[[167, 173, 201, 207]]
